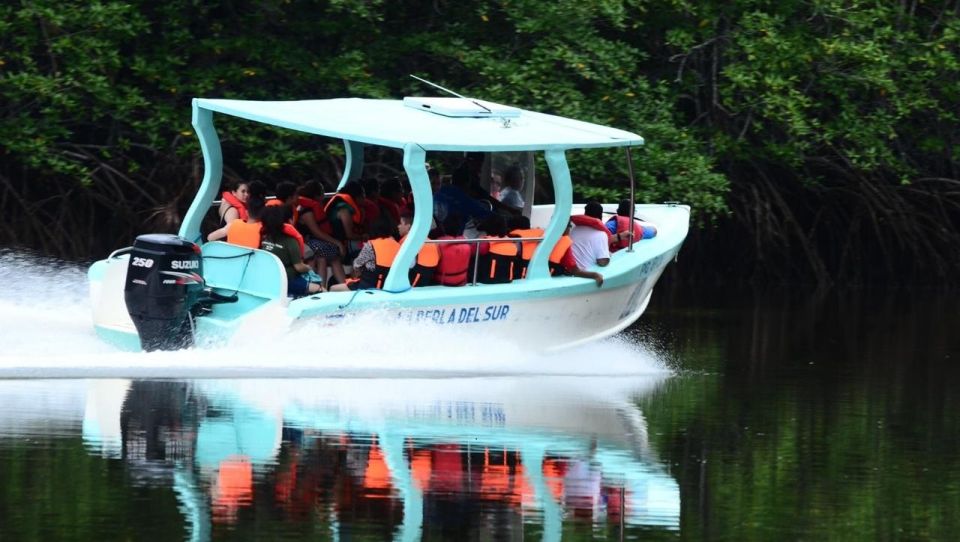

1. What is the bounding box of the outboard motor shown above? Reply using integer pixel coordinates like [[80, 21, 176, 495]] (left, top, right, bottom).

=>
[[124, 234, 205, 351]]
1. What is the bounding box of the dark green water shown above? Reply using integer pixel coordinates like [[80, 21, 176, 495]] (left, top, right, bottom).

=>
[[1, 287, 958, 541]]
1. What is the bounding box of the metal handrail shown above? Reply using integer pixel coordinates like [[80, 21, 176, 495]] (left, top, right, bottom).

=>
[[211, 192, 340, 207], [418, 236, 548, 286]]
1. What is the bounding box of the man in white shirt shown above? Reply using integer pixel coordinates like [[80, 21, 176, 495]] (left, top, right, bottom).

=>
[[570, 201, 611, 270]]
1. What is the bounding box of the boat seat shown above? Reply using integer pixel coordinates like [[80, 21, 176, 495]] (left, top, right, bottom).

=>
[[200, 241, 288, 322]]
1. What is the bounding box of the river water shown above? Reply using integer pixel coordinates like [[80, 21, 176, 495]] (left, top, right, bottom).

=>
[[1, 251, 958, 540]]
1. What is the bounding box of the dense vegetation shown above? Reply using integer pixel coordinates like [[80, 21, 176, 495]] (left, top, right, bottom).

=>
[[2, 1, 958, 284]]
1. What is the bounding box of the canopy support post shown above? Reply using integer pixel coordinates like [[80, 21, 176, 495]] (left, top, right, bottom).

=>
[[625, 147, 637, 252], [383, 144, 431, 292], [527, 149, 572, 280], [338, 140, 365, 190], [179, 101, 222, 243]]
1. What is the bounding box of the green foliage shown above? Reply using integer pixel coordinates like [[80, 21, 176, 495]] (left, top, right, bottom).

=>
[[1, 0, 958, 282]]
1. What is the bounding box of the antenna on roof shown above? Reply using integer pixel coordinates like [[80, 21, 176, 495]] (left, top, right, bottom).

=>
[[409, 74, 492, 114]]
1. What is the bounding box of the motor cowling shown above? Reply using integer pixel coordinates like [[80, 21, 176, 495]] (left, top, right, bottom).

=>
[[123, 234, 204, 351]]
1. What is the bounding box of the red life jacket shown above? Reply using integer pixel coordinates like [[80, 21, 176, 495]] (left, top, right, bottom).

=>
[[358, 237, 401, 289], [297, 196, 332, 234], [436, 237, 472, 286], [570, 214, 613, 244], [221, 191, 249, 221], [613, 215, 643, 250], [378, 196, 402, 225]]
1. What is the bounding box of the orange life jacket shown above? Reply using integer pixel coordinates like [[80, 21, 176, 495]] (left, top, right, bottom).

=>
[[358, 237, 400, 289], [230, 220, 303, 256], [324, 193, 364, 241], [323, 193, 363, 224], [284, 224, 305, 257], [265, 198, 300, 225], [226, 220, 262, 249], [510, 227, 543, 278], [436, 237, 472, 286], [221, 191, 248, 222], [549, 235, 573, 275], [570, 214, 613, 244], [400, 236, 440, 287], [477, 237, 519, 284]]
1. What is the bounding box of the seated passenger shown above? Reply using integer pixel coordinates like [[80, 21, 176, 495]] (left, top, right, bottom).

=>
[[476, 214, 519, 284], [296, 180, 346, 287], [434, 213, 475, 287], [498, 165, 525, 211], [604, 199, 657, 252], [225, 192, 266, 249], [570, 201, 611, 270], [398, 213, 440, 287], [216, 179, 250, 227], [361, 178, 382, 231], [330, 220, 400, 292], [324, 180, 367, 261], [508, 215, 543, 279], [552, 221, 604, 287], [378, 178, 405, 227], [208, 181, 267, 242], [259, 206, 323, 297], [266, 181, 298, 210]]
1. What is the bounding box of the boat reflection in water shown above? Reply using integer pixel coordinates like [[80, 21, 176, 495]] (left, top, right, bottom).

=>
[[75, 376, 679, 540]]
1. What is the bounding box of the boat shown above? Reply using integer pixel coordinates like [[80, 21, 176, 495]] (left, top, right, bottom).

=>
[[88, 95, 691, 351]]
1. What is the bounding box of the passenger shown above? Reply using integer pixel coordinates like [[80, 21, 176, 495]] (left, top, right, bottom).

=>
[[435, 166, 494, 234], [208, 181, 267, 242], [378, 177, 405, 227], [266, 181, 298, 211], [604, 199, 658, 252], [330, 220, 400, 292], [259, 206, 323, 297], [323, 180, 367, 261], [434, 213, 475, 287], [216, 179, 250, 226], [360, 178, 382, 231], [570, 201, 611, 270], [489, 168, 503, 201], [397, 213, 440, 287], [508, 215, 542, 279], [296, 180, 347, 287], [476, 214, 519, 284], [552, 221, 604, 287], [498, 165, 525, 210], [225, 192, 266, 249]]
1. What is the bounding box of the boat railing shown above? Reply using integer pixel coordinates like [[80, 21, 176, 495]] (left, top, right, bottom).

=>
[[211, 192, 340, 206], [420, 236, 546, 286]]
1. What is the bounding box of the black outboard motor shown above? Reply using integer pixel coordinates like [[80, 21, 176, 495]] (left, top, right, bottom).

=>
[[124, 234, 205, 351]]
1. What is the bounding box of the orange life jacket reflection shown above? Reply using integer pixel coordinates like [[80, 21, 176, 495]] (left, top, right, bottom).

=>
[[358, 237, 400, 289], [226, 220, 262, 249], [477, 237, 519, 284]]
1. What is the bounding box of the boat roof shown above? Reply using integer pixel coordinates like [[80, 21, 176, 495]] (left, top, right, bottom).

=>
[[195, 97, 644, 152]]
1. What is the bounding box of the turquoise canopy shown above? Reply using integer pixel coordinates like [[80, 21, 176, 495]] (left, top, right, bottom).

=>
[[194, 98, 643, 151]]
